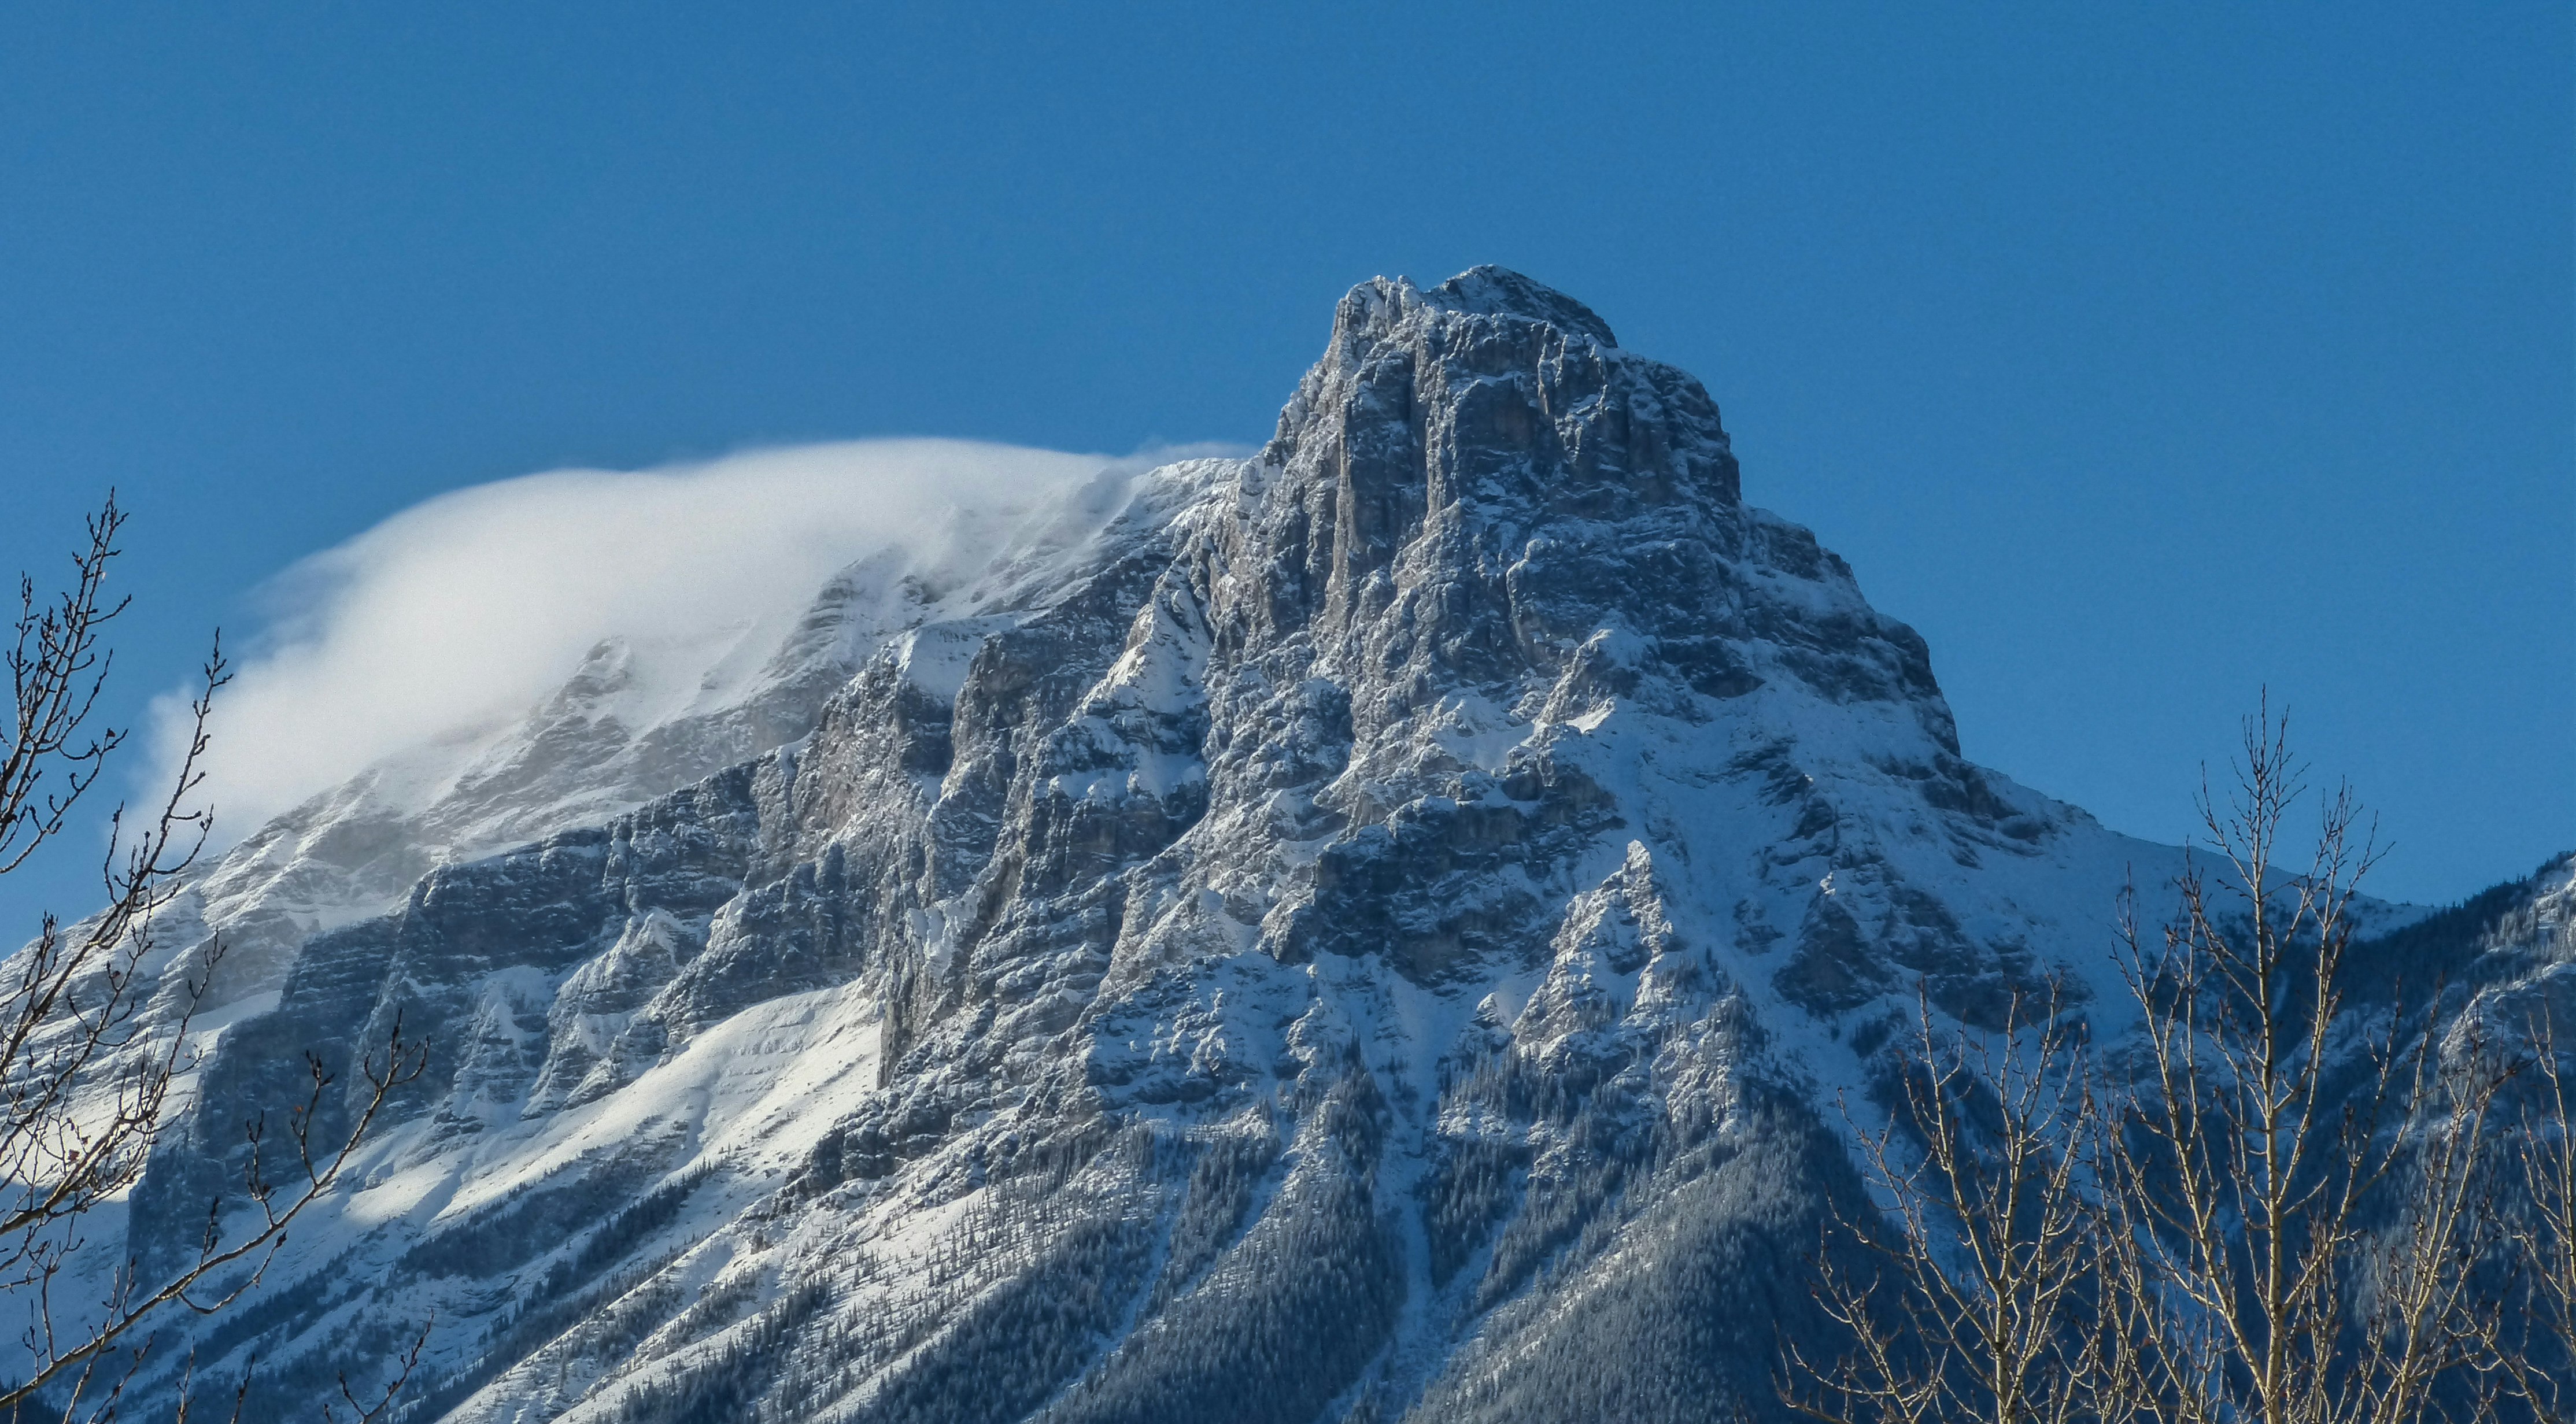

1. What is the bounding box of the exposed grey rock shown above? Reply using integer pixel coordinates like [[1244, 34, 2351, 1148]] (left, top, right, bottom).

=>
[[67, 268, 2466, 1423]]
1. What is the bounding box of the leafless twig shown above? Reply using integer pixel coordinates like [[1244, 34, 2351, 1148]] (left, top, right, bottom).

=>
[[0, 495, 428, 1419]]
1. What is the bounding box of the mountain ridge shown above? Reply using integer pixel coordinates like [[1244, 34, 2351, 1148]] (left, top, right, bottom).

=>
[[72, 268, 2472, 1423]]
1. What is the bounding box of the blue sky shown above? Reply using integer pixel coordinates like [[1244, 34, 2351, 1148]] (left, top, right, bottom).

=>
[[1, 2, 2567, 924]]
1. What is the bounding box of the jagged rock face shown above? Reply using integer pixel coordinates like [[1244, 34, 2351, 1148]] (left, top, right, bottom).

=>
[[68, 472, 1158, 1071], [116, 268, 2305, 1423]]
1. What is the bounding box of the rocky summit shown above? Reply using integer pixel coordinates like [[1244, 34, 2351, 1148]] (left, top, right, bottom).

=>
[[84, 268, 2468, 1422]]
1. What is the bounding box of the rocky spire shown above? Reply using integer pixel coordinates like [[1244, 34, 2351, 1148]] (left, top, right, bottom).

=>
[[1228, 267, 1753, 689], [1265, 265, 1740, 518]]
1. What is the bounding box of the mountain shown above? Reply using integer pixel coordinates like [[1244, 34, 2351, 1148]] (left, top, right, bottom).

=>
[[104, 454, 1181, 1060], [93, 268, 2442, 1422]]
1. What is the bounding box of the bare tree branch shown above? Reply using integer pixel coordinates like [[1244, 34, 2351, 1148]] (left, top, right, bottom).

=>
[[320, 1316, 428, 1424], [2497, 1016, 2576, 1422], [1783, 701, 2514, 1424], [1785, 980, 2116, 1424], [2095, 701, 2500, 1424], [0, 494, 430, 1421]]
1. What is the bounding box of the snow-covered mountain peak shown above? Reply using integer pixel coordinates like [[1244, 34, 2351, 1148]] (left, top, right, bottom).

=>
[[1269, 267, 1735, 521], [93, 272, 2439, 1424], [1408, 265, 1622, 346], [66, 447, 1221, 1047]]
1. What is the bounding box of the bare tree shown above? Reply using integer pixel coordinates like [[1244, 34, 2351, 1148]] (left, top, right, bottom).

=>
[[2494, 1019, 2576, 1422], [2098, 706, 2502, 1424], [1783, 707, 2515, 1424], [0, 495, 422, 1421], [1786, 982, 2122, 1424]]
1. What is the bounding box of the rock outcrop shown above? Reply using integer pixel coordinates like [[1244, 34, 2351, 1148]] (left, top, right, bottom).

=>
[[99, 269, 2440, 1423]]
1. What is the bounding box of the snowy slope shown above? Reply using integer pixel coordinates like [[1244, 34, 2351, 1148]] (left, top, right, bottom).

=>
[[76, 457, 1187, 1049], [98, 269, 2437, 1423]]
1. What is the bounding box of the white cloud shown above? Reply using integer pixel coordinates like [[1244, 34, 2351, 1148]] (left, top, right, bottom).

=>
[[150, 438, 1140, 842]]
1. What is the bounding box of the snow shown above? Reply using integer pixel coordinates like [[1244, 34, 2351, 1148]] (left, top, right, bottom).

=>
[[62, 268, 2472, 1422]]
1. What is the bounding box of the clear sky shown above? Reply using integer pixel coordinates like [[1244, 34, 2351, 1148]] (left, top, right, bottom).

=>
[[1, 2, 2567, 929]]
